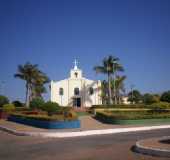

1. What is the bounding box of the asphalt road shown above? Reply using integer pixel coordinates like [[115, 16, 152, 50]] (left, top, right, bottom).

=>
[[0, 129, 170, 160]]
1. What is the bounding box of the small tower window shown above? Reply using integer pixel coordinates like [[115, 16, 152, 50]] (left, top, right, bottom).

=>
[[89, 87, 94, 95], [74, 88, 79, 95], [74, 72, 78, 78], [59, 88, 64, 95]]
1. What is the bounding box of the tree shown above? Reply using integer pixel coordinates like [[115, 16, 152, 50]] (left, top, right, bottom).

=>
[[160, 91, 170, 103], [30, 97, 45, 110], [142, 93, 159, 105], [12, 100, 23, 107], [0, 95, 9, 107], [94, 55, 124, 104], [100, 80, 109, 105], [31, 71, 50, 98], [14, 62, 49, 107], [112, 75, 126, 104], [14, 62, 38, 106], [128, 90, 142, 104]]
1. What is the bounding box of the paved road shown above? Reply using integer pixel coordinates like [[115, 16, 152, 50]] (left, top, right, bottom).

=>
[[0, 129, 170, 160]]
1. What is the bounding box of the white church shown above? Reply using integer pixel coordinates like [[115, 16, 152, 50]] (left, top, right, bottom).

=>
[[50, 60, 102, 108]]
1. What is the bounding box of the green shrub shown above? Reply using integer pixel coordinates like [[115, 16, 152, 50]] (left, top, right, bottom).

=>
[[142, 93, 159, 105], [3, 104, 15, 113], [0, 95, 9, 107], [161, 91, 170, 103], [10, 111, 78, 121], [41, 101, 61, 115], [15, 107, 29, 112], [30, 98, 45, 110], [128, 90, 142, 104], [12, 100, 23, 107], [91, 104, 148, 109], [90, 104, 149, 114], [150, 102, 170, 109], [95, 109, 170, 122]]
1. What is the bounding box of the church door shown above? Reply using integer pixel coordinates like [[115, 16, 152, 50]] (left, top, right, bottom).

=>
[[73, 98, 81, 107]]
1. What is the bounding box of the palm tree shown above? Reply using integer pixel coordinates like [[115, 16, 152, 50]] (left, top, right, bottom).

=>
[[112, 75, 126, 104], [14, 62, 50, 106], [32, 71, 50, 98], [112, 60, 124, 104], [14, 62, 38, 106], [94, 55, 124, 104]]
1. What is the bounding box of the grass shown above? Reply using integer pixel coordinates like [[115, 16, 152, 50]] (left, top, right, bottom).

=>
[[76, 111, 91, 117]]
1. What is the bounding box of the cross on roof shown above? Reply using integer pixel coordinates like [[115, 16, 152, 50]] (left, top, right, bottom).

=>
[[73, 59, 79, 70]]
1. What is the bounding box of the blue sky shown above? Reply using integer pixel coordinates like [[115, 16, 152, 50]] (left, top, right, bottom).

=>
[[0, 0, 170, 101]]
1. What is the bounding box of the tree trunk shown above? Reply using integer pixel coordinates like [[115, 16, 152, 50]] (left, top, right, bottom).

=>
[[113, 73, 117, 104], [27, 84, 32, 107], [108, 73, 112, 105], [25, 83, 29, 107]]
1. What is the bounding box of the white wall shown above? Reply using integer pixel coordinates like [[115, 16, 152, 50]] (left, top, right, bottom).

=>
[[51, 78, 102, 107]]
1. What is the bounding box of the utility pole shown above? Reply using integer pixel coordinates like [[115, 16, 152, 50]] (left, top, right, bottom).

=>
[[130, 84, 135, 104]]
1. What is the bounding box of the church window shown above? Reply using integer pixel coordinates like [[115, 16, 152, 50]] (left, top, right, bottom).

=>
[[89, 87, 94, 95], [74, 87, 79, 95], [74, 72, 78, 78], [59, 88, 64, 95]]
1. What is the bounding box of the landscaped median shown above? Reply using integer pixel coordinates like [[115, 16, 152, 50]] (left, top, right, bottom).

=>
[[8, 111, 80, 129], [95, 109, 170, 125]]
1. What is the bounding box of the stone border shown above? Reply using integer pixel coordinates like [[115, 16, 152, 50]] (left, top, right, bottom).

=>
[[1, 124, 170, 138], [134, 137, 170, 158]]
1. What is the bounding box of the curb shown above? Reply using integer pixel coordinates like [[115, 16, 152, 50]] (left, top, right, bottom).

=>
[[0, 126, 30, 136], [1, 125, 170, 138], [134, 138, 170, 158]]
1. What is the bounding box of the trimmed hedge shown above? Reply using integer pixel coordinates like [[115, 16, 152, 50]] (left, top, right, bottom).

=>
[[92, 103, 170, 109], [9, 110, 78, 122], [41, 101, 60, 115], [150, 102, 170, 109], [90, 103, 170, 114], [2, 104, 15, 113], [95, 110, 170, 122], [92, 104, 148, 109]]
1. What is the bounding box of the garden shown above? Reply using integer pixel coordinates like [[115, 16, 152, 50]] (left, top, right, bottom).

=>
[[93, 102, 170, 125], [0, 96, 80, 129]]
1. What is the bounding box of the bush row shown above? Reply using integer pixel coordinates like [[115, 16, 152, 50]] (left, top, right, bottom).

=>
[[92, 102, 170, 110], [95, 110, 170, 121], [10, 110, 78, 121], [91, 104, 148, 109]]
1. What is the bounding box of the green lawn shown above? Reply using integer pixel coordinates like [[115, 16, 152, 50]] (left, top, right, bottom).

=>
[[76, 112, 91, 117]]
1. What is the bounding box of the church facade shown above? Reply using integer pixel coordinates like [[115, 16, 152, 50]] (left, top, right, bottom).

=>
[[50, 60, 102, 107]]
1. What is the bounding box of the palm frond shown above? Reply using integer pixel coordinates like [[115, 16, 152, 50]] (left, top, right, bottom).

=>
[[94, 66, 107, 74]]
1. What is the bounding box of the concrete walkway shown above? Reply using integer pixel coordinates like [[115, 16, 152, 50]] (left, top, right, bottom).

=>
[[80, 115, 122, 130]]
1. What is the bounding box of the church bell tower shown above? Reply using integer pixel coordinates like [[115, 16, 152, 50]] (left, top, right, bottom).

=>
[[70, 59, 83, 79]]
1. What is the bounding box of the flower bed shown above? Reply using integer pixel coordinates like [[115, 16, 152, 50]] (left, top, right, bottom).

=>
[[8, 111, 80, 129], [0, 109, 9, 119]]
